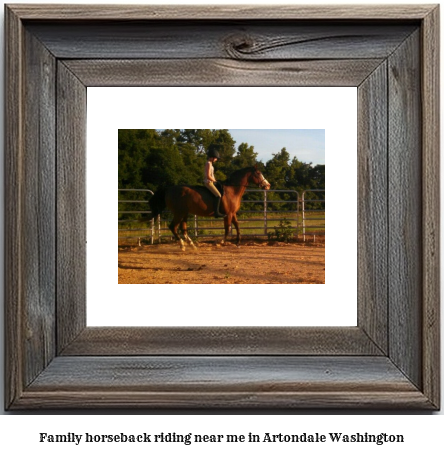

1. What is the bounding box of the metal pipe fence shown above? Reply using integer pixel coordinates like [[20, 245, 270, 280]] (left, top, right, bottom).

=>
[[118, 189, 155, 245], [302, 189, 326, 242], [118, 188, 324, 244]]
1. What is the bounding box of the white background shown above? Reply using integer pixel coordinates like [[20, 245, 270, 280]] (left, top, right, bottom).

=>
[[0, 0, 442, 449], [87, 87, 357, 326]]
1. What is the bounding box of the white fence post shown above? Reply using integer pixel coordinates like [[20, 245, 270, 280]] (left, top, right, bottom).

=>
[[264, 190, 268, 237]]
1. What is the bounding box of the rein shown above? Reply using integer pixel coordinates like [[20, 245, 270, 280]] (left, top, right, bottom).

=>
[[221, 178, 267, 188], [222, 183, 259, 189], [222, 174, 269, 189]]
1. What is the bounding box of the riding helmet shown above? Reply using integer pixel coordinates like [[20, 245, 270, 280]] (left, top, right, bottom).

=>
[[207, 144, 221, 159]]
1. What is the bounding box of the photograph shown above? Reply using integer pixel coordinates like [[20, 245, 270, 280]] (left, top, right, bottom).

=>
[[118, 129, 325, 284]]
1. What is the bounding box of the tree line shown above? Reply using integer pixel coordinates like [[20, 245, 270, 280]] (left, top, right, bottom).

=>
[[118, 129, 325, 213]]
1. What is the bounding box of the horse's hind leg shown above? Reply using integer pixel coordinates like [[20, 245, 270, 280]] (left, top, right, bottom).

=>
[[232, 213, 241, 247], [222, 213, 233, 245], [180, 219, 197, 250], [169, 217, 186, 251]]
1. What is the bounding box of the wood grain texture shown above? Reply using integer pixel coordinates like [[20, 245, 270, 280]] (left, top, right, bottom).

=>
[[388, 31, 422, 389], [61, 327, 382, 356], [16, 390, 433, 410], [14, 356, 433, 409], [26, 22, 416, 60], [357, 62, 388, 354], [5, 9, 58, 409], [21, 28, 57, 387], [64, 59, 383, 87], [56, 62, 87, 353], [7, 4, 435, 20], [421, 6, 440, 409], [28, 356, 418, 391], [4, 4, 24, 410]]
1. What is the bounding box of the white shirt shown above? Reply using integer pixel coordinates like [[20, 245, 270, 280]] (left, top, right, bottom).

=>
[[204, 160, 215, 184]]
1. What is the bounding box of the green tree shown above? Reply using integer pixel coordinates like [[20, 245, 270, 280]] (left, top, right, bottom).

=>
[[310, 164, 325, 189], [232, 142, 258, 168], [118, 129, 160, 190], [118, 129, 325, 199], [288, 156, 312, 192], [265, 147, 291, 189]]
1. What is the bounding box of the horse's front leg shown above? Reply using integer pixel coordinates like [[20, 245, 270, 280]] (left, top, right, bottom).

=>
[[232, 213, 241, 247], [222, 213, 233, 245]]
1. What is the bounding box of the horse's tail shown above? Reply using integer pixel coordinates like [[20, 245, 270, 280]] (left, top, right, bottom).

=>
[[146, 187, 167, 221]]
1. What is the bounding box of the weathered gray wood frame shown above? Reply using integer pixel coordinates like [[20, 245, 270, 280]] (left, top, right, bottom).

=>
[[5, 5, 440, 409]]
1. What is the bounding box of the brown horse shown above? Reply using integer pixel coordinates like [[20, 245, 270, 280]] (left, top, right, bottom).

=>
[[147, 166, 271, 250]]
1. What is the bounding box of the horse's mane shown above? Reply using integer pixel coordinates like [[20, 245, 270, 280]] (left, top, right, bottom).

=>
[[224, 167, 255, 185]]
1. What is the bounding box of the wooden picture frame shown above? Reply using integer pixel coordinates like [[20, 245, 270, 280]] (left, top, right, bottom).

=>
[[5, 4, 440, 409]]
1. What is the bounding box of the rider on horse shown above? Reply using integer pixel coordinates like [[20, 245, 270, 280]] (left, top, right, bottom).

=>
[[204, 145, 226, 218]]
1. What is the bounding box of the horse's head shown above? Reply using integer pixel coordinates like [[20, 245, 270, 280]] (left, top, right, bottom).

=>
[[249, 165, 271, 190]]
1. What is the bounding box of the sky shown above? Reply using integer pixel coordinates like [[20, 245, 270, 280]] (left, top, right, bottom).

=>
[[229, 129, 325, 166]]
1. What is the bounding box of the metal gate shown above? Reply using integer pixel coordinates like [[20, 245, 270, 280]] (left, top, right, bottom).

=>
[[301, 189, 325, 242], [190, 189, 299, 241], [118, 188, 324, 244], [118, 189, 155, 245]]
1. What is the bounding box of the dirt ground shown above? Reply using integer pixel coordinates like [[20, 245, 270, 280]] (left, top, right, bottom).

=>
[[118, 240, 325, 284]]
